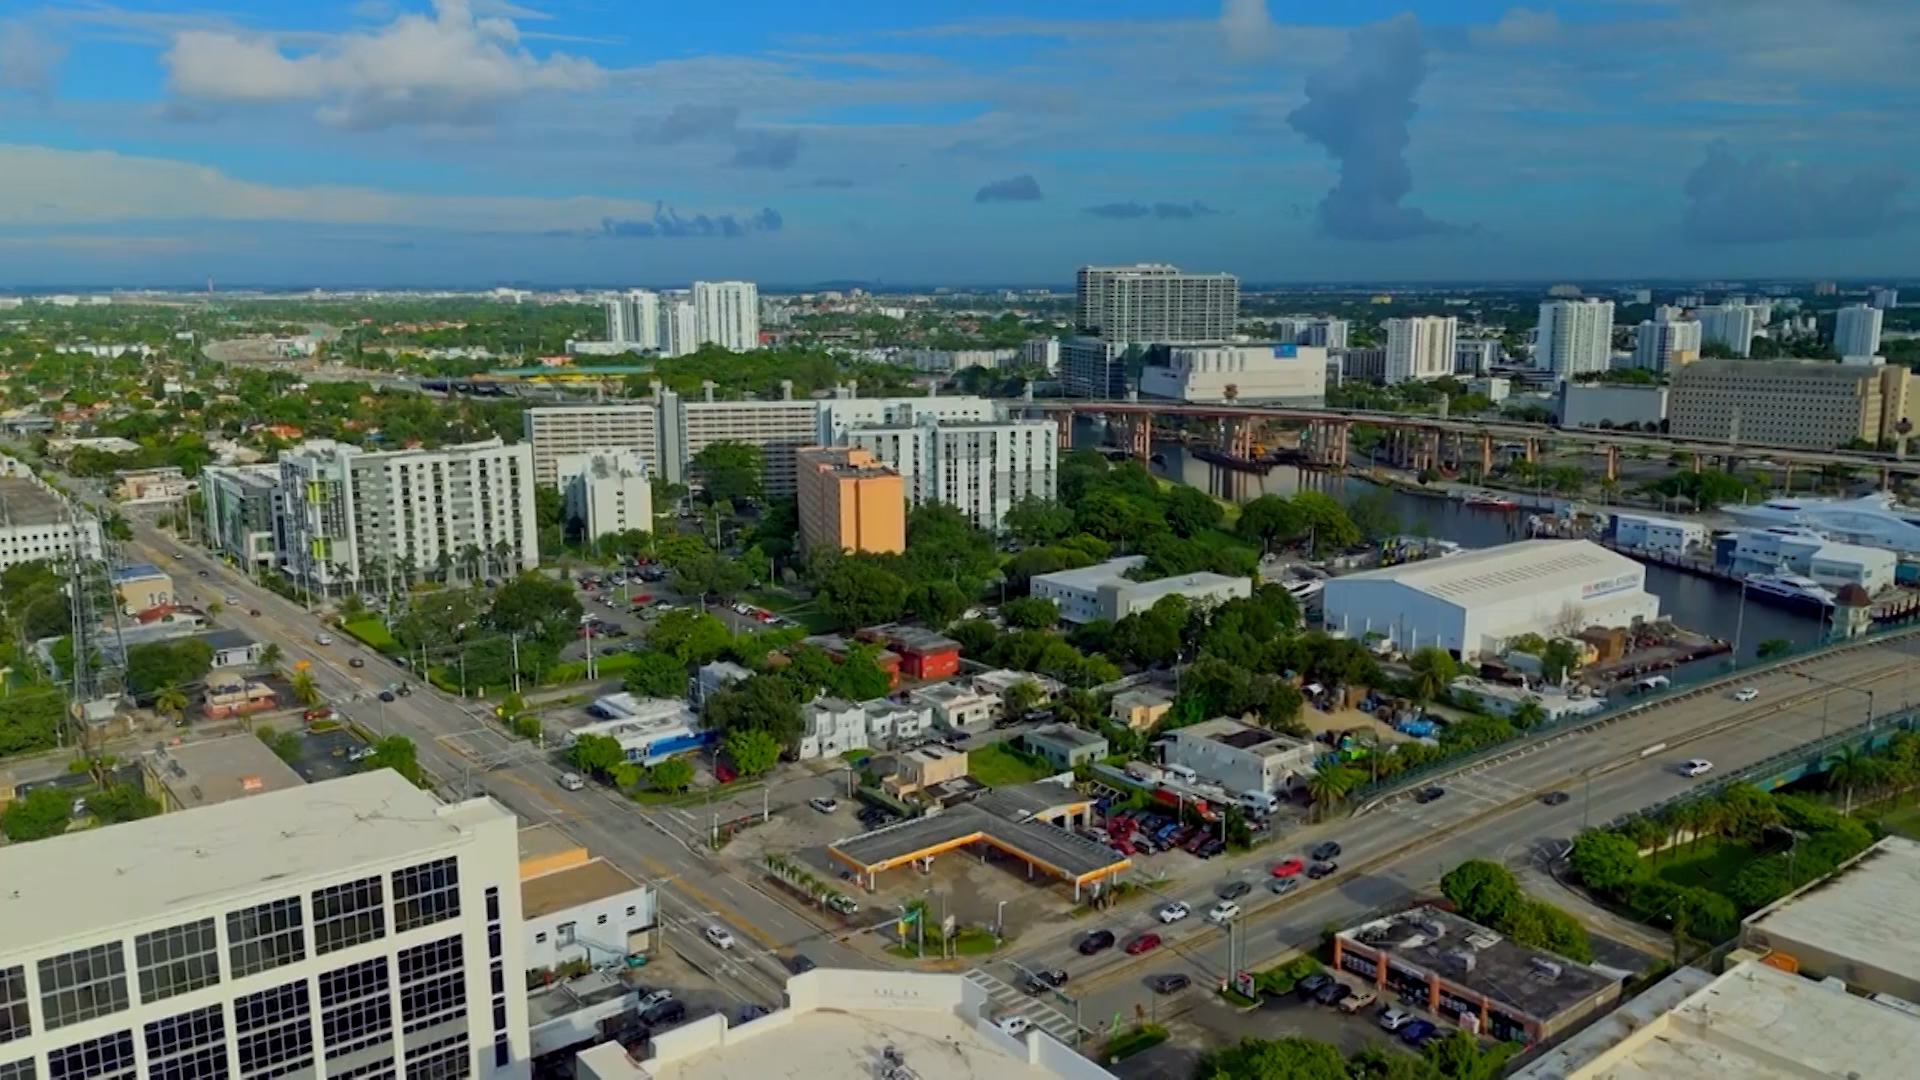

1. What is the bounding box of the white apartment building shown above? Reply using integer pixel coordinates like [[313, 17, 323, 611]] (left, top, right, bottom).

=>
[[556, 451, 652, 541], [1698, 302, 1760, 357], [1138, 343, 1328, 405], [1836, 304, 1885, 359], [1535, 299, 1615, 379], [523, 406, 661, 489], [667, 393, 822, 497], [1059, 337, 1127, 399], [278, 438, 538, 595], [1631, 307, 1702, 372], [661, 300, 698, 358], [1030, 555, 1252, 624], [1074, 264, 1238, 344], [796, 697, 935, 760], [1454, 339, 1503, 375], [1301, 318, 1349, 350], [1020, 338, 1060, 372], [0, 770, 531, 1080], [817, 393, 1001, 441], [603, 290, 659, 350], [841, 417, 1057, 533], [0, 462, 103, 571], [1872, 287, 1899, 310], [1384, 316, 1458, 383], [692, 282, 759, 352]]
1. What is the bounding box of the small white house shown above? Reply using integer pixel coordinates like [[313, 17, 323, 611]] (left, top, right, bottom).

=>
[[1611, 513, 1706, 554], [522, 857, 657, 974]]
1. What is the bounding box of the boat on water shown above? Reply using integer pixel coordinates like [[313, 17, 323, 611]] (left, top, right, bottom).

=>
[[1740, 572, 1837, 611], [1463, 491, 1520, 510], [1720, 493, 1920, 555]]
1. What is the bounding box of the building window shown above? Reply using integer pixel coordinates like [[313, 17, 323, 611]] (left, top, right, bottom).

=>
[[483, 888, 500, 924], [144, 1003, 228, 1080], [313, 876, 386, 955], [493, 1034, 511, 1069], [227, 897, 305, 978], [0, 966, 28, 1045], [392, 858, 460, 933], [0, 1058, 34, 1080], [45, 1029, 136, 1080], [397, 937, 466, 1035], [533, 933, 545, 945], [134, 919, 220, 1004], [404, 1032, 469, 1080], [334, 1059, 396, 1080], [233, 980, 312, 1080], [38, 943, 130, 1031]]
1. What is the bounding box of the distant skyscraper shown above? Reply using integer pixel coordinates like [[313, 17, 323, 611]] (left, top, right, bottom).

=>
[[1303, 319, 1348, 350], [1074, 264, 1238, 343], [624, 289, 660, 350], [1632, 307, 1702, 372], [604, 297, 630, 344], [1535, 299, 1616, 379], [1698, 302, 1760, 358], [663, 300, 699, 357], [1873, 288, 1899, 311], [692, 281, 760, 352], [1384, 317, 1457, 384], [1835, 304, 1885, 358], [1814, 280, 1839, 297]]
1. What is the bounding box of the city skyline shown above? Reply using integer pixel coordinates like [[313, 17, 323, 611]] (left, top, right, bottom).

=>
[[0, 0, 1913, 286]]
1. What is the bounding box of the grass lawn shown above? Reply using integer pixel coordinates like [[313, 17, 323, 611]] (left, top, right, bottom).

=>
[[340, 617, 397, 651], [966, 742, 1052, 787], [1873, 803, 1920, 841], [1651, 836, 1763, 891], [744, 590, 839, 633]]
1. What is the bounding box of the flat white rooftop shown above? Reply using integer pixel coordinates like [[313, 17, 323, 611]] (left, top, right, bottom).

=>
[[1569, 961, 1920, 1080], [1744, 836, 1920, 986], [1332, 539, 1642, 608], [1031, 556, 1146, 591], [0, 770, 500, 959]]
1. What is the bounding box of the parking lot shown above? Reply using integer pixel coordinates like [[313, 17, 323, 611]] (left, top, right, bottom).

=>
[[285, 725, 375, 783]]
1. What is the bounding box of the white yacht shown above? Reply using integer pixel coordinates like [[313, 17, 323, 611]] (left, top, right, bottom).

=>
[[1720, 493, 1920, 554], [1741, 572, 1837, 611]]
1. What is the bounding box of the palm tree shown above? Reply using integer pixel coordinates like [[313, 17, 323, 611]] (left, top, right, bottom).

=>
[[1827, 746, 1886, 816], [434, 549, 454, 585], [362, 553, 390, 605], [493, 540, 514, 578], [1512, 700, 1547, 731], [460, 543, 483, 584], [1306, 762, 1360, 808], [290, 669, 320, 707], [399, 553, 419, 589], [155, 685, 188, 722]]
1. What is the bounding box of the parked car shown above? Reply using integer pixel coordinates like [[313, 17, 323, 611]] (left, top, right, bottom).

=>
[[1078, 930, 1116, 955], [1307, 861, 1338, 880], [1314, 982, 1352, 1007], [641, 1000, 687, 1028], [808, 797, 839, 813], [1149, 973, 1191, 995], [1399, 1020, 1437, 1045], [1338, 989, 1377, 1014], [1157, 901, 1191, 924], [1024, 969, 1068, 994], [1217, 880, 1252, 900], [1296, 973, 1334, 999], [1124, 933, 1163, 955], [636, 989, 673, 1011], [1378, 1007, 1415, 1031], [1311, 841, 1342, 860]]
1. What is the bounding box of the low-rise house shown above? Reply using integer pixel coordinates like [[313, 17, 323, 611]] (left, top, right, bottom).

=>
[[1018, 725, 1109, 771], [110, 563, 172, 616], [859, 624, 962, 680], [518, 825, 657, 976], [689, 660, 750, 706], [1110, 685, 1176, 731], [198, 628, 264, 669], [201, 673, 277, 719], [884, 746, 970, 798], [1160, 716, 1318, 797], [797, 696, 936, 759], [973, 669, 1064, 702], [911, 682, 1001, 735]]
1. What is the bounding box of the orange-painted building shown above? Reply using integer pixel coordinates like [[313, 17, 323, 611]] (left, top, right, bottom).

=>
[[860, 624, 963, 681], [795, 446, 906, 555]]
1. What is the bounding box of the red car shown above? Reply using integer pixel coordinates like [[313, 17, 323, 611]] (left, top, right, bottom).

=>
[[1124, 933, 1162, 955], [715, 761, 737, 783], [1271, 857, 1305, 877]]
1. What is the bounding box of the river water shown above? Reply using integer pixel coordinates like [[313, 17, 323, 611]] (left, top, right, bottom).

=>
[[1079, 420, 1828, 656]]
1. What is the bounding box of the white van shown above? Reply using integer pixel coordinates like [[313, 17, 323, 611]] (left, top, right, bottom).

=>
[[559, 772, 585, 791], [1164, 764, 1199, 785], [315, 632, 333, 646], [1239, 791, 1278, 816]]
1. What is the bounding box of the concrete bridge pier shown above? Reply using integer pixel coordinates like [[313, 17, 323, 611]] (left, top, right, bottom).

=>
[[1604, 444, 1619, 483], [1127, 414, 1151, 461]]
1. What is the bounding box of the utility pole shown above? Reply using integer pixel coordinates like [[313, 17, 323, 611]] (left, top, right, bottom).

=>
[[510, 633, 521, 694]]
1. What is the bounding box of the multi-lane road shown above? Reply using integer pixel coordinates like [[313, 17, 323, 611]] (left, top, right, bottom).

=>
[[130, 513, 1920, 1045]]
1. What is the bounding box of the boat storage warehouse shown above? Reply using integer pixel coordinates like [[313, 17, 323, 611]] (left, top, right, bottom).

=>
[[1322, 539, 1660, 659]]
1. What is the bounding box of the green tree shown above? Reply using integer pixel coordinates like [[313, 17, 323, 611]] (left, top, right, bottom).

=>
[[1258, 681, 1305, 730], [816, 557, 909, 629], [829, 646, 894, 702], [1756, 637, 1792, 659], [1003, 678, 1044, 718], [290, 669, 320, 707], [624, 650, 690, 698], [1003, 496, 1076, 545], [0, 694, 63, 756], [723, 728, 782, 777], [1200, 1036, 1351, 1080], [702, 674, 803, 743], [361, 736, 426, 787], [647, 610, 732, 664], [1002, 596, 1059, 630], [1408, 647, 1458, 703], [670, 553, 752, 602], [1305, 762, 1361, 807], [906, 580, 970, 628], [1237, 494, 1303, 551], [1424, 1029, 1516, 1080], [692, 441, 765, 504], [154, 684, 190, 722], [1, 786, 72, 842], [1441, 860, 1524, 927], [948, 618, 998, 656], [125, 639, 215, 698], [486, 574, 583, 651], [649, 756, 694, 793], [1541, 638, 1582, 683], [255, 725, 302, 762], [568, 733, 626, 778], [1162, 485, 1225, 538], [89, 782, 161, 824], [259, 642, 283, 668], [1827, 745, 1887, 816]]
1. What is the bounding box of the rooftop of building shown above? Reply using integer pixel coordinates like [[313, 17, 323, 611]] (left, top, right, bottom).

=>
[[518, 822, 587, 866], [1339, 906, 1617, 1022], [1676, 357, 1886, 379], [146, 733, 306, 810], [1550, 961, 1920, 1080], [865, 624, 962, 654], [577, 969, 1113, 1080], [529, 970, 635, 1028], [1330, 539, 1643, 608], [1171, 716, 1310, 754], [698, 660, 752, 680], [1121, 570, 1251, 602], [198, 627, 258, 651], [522, 857, 647, 920], [0, 476, 70, 527], [112, 562, 167, 581], [1023, 724, 1107, 749], [912, 681, 997, 705], [975, 780, 1089, 820], [1031, 556, 1147, 591], [1111, 684, 1177, 709], [1510, 965, 1715, 1080], [1743, 836, 1920, 985], [0, 771, 503, 959], [832, 799, 1120, 883]]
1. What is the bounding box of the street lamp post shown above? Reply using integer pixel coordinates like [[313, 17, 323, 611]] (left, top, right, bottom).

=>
[[995, 900, 1008, 940]]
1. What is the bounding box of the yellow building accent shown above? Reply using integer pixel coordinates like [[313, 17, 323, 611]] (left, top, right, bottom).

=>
[[795, 446, 906, 555]]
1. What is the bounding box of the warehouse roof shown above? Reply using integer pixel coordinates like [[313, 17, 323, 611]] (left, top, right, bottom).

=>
[[1330, 540, 1641, 608], [830, 801, 1123, 885], [1743, 836, 1920, 986], [1031, 556, 1147, 591], [1339, 906, 1616, 1022]]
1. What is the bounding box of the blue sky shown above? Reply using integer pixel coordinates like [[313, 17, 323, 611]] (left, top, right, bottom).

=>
[[0, 0, 1913, 286]]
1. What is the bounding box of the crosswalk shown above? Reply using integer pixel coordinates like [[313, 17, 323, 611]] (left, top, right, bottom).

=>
[[1384, 768, 1537, 824], [965, 968, 1082, 1045]]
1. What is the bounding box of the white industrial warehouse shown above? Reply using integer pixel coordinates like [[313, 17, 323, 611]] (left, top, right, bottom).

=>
[[1322, 539, 1660, 659]]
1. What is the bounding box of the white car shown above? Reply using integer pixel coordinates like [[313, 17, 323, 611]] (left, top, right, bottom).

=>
[[223, 594, 239, 605], [637, 989, 673, 1011], [1206, 901, 1241, 924], [808, 797, 839, 813], [1378, 1008, 1414, 1031], [1679, 759, 1715, 777], [1157, 901, 1191, 924], [704, 926, 736, 950], [996, 1016, 1033, 1038], [1733, 687, 1759, 702]]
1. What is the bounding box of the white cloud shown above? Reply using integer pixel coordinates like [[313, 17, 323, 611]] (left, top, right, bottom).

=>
[[1219, 0, 1276, 60], [162, 0, 602, 128], [0, 19, 65, 94], [0, 142, 751, 233], [1471, 7, 1562, 47]]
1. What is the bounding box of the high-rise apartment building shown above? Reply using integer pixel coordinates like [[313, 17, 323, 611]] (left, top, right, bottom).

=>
[[0, 770, 530, 1080], [1631, 307, 1703, 372], [1454, 339, 1503, 375], [603, 298, 628, 346], [1059, 337, 1127, 398], [1836, 304, 1885, 358], [1303, 319, 1349, 350], [557, 450, 653, 542], [692, 282, 760, 352], [1873, 288, 1899, 311], [795, 447, 906, 555], [842, 418, 1058, 533], [523, 406, 662, 489], [661, 300, 698, 358], [1698, 302, 1760, 357], [1074, 264, 1238, 344], [817, 393, 1000, 442], [199, 464, 284, 569], [278, 438, 537, 594], [667, 389, 821, 498], [1384, 317, 1458, 383], [1669, 359, 1913, 450], [1535, 299, 1615, 379]]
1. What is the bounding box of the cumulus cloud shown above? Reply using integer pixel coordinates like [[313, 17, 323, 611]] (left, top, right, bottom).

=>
[[1680, 141, 1908, 244], [1219, 0, 1276, 60], [1471, 7, 1562, 47], [1084, 201, 1220, 220], [974, 175, 1043, 203], [0, 20, 65, 96], [599, 204, 783, 239], [161, 0, 602, 128], [1287, 14, 1457, 241], [637, 103, 800, 170]]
